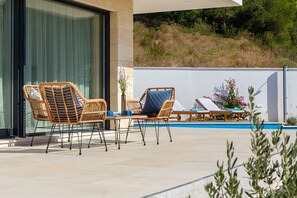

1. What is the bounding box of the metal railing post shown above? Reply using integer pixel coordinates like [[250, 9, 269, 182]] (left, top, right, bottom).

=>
[[283, 65, 288, 122]]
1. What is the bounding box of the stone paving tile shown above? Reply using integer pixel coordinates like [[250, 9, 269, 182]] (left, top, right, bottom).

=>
[[0, 127, 294, 198]]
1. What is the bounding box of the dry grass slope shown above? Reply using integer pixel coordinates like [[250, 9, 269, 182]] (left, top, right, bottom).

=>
[[134, 22, 297, 68]]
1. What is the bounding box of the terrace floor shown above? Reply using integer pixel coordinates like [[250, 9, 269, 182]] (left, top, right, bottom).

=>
[[0, 127, 294, 198]]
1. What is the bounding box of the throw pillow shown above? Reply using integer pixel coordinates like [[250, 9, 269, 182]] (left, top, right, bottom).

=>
[[29, 88, 42, 101], [141, 90, 172, 114]]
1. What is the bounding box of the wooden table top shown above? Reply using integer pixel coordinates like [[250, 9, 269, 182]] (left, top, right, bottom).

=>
[[106, 115, 148, 120]]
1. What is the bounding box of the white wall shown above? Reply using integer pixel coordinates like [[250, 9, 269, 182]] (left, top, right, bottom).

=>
[[133, 67, 297, 122], [287, 69, 297, 118]]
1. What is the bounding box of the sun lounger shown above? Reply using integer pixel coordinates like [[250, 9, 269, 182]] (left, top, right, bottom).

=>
[[195, 98, 245, 122], [171, 110, 210, 122], [171, 100, 210, 122]]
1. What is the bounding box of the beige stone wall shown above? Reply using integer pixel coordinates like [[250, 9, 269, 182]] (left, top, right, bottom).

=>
[[76, 0, 134, 113]]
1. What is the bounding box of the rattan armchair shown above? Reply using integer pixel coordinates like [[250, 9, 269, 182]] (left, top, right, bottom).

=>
[[125, 87, 175, 145], [142, 100, 175, 144], [39, 82, 107, 155], [23, 85, 49, 146], [126, 87, 175, 114]]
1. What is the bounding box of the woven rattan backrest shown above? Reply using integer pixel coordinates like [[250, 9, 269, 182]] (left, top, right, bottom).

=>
[[139, 87, 175, 109], [23, 85, 48, 121], [39, 82, 85, 124], [156, 100, 175, 119], [126, 99, 142, 114]]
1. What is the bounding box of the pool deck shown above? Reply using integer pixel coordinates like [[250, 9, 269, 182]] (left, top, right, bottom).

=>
[[0, 127, 295, 197]]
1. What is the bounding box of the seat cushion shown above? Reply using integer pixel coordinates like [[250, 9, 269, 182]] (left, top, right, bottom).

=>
[[226, 108, 241, 111], [141, 90, 172, 114], [196, 98, 221, 111]]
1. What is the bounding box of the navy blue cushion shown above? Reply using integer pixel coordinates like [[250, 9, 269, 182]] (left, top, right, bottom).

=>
[[141, 90, 172, 114]]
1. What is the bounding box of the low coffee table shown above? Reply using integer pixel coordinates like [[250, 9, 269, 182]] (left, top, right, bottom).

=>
[[106, 115, 147, 149]]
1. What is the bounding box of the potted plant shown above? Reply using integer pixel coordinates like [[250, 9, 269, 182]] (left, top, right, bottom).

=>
[[118, 67, 129, 115]]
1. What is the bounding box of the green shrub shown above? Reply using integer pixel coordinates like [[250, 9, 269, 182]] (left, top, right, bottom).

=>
[[148, 42, 171, 59], [204, 78, 248, 120], [205, 86, 297, 197], [276, 57, 297, 68], [214, 78, 248, 109], [181, 22, 215, 36], [287, 116, 297, 126]]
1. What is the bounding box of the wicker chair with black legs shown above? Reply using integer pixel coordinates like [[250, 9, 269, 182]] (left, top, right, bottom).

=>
[[126, 87, 175, 115], [125, 87, 175, 145], [39, 82, 107, 155], [142, 100, 175, 145], [23, 85, 49, 146]]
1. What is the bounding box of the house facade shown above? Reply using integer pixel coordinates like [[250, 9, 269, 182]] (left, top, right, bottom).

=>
[[0, 0, 242, 138]]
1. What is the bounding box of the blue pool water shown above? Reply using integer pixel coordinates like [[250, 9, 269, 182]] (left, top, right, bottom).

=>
[[142, 123, 297, 130]]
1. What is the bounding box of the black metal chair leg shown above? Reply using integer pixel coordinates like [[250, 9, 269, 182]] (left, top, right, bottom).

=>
[[165, 120, 172, 142], [157, 121, 160, 144], [143, 121, 147, 139], [78, 131, 82, 155], [45, 124, 56, 153], [78, 124, 83, 155], [154, 121, 160, 145], [59, 125, 64, 148], [117, 121, 121, 150], [30, 120, 39, 147], [70, 125, 74, 150], [114, 120, 118, 145], [101, 129, 108, 152], [77, 131, 80, 146], [96, 123, 107, 151], [125, 119, 132, 144], [97, 123, 103, 143], [137, 119, 146, 146], [68, 125, 71, 142], [88, 123, 96, 148], [80, 131, 83, 155]]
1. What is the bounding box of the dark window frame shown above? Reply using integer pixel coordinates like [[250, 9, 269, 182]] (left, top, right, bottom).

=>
[[12, 0, 110, 137]]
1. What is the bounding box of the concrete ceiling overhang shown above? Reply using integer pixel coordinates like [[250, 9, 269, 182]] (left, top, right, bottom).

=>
[[134, 0, 242, 14]]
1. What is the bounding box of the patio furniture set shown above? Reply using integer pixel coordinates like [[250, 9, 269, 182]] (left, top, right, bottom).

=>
[[23, 83, 175, 155], [24, 83, 245, 155]]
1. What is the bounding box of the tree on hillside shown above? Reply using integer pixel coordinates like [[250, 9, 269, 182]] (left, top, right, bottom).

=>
[[136, 0, 297, 48], [199, 8, 237, 36], [232, 0, 297, 47]]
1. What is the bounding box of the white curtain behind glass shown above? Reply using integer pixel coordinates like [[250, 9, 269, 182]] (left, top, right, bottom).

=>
[[0, 0, 12, 129], [0, 2, 4, 127], [26, 2, 92, 91], [25, 0, 102, 132]]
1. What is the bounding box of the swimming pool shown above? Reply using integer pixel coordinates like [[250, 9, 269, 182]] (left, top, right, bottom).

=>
[[141, 122, 296, 130]]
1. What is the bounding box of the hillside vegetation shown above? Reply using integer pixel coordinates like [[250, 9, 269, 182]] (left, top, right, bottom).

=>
[[134, 0, 297, 67], [134, 22, 297, 67]]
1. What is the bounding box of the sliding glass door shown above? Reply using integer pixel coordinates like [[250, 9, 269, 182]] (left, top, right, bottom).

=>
[[0, 0, 12, 136], [24, 0, 105, 134]]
